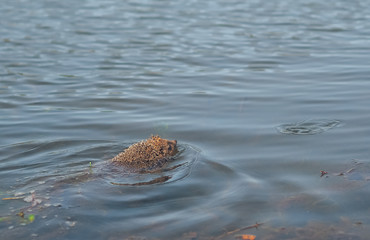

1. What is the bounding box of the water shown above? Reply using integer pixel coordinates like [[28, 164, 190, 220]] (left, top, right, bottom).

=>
[[1, 0, 370, 239]]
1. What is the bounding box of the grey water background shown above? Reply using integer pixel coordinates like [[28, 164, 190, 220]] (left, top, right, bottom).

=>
[[1, 0, 370, 239]]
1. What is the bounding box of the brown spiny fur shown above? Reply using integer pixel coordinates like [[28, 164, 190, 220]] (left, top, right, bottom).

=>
[[112, 136, 177, 170]]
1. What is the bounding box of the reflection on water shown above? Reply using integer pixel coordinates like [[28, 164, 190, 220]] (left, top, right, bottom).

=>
[[1, 0, 370, 239]]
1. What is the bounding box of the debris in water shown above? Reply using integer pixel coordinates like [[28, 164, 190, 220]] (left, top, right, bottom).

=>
[[320, 170, 328, 177], [28, 214, 35, 223], [23, 195, 34, 203], [14, 192, 25, 197], [323, 161, 370, 181], [17, 211, 24, 218], [215, 222, 264, 239], [235, 234, 256, 240], [23, 193, 42, 207], [2, 197, 24, 200], [65, 221, 77, 227]]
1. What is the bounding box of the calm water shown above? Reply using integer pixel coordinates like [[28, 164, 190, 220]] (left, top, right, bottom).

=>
[[1, 0, 370, 239]]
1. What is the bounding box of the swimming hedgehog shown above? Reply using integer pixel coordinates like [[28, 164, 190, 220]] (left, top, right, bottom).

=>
[[112, 135, 178, 171]]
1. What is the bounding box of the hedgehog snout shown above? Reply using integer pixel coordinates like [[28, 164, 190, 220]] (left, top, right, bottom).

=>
[[167, 140, 177, 154]]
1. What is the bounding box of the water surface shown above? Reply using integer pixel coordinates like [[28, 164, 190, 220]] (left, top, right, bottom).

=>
[[1, 0, 370, 239]]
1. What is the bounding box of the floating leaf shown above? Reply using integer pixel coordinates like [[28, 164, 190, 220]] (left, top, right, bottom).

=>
[[28, 214, 35, 223], [239, 234, 256, 240], [17, 211, 24, 218]]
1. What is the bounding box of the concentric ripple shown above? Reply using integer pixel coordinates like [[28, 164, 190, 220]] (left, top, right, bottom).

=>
[[102, 144, 200, 186], [276, 119, 341, 135]]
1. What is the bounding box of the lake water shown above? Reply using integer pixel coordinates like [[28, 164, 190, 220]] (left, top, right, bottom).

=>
[[1, 0, 370, 239]]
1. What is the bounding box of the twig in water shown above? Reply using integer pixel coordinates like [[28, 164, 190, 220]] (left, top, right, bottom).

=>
[[2, 197, 24, 200]]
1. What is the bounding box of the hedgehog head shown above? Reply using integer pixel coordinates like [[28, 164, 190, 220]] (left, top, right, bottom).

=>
[[148, 135, 177, 156]]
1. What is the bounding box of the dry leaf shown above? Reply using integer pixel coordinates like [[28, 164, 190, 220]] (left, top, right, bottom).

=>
[[240, 234, 256, 240]]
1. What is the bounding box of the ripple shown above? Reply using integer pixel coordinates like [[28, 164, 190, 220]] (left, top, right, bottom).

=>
[[276, 119, 341, 135], [104, 144, 200, 186]]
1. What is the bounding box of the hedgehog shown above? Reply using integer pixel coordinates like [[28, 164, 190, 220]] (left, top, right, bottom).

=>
[[112, 135, 178, 171]]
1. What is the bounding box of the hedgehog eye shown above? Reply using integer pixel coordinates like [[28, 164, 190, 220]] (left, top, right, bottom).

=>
[[168, 145, 172, 150]]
